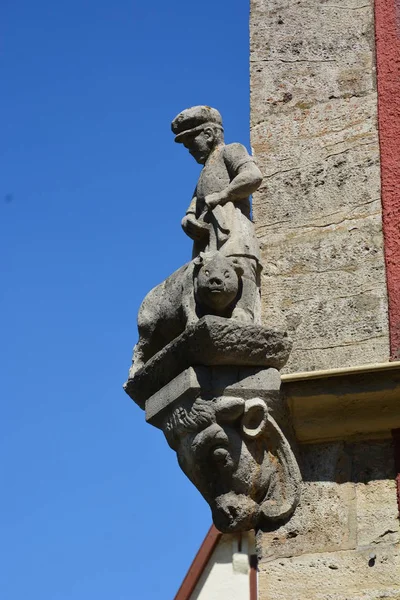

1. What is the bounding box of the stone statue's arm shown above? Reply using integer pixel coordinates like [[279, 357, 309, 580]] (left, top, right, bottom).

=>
[[205, 144, 263, 210], [181, 193, 209, 241], [205, 162, 263, 210], [185, 193, 197, 216]]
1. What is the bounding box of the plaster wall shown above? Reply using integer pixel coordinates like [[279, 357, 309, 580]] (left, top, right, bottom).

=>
[[250, 0, 390, 373], [257, 439, 400, 599], [375, 0, 400, 358], [190, 534, 251, 600]]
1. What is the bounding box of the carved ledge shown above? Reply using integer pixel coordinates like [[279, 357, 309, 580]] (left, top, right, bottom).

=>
[[124, 315, 292, 409], [145, 365, 282, 426], [283, 361, 400, 443]]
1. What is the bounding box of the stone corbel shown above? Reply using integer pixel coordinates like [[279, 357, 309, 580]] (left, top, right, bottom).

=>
[[126, 342, 302, 532]]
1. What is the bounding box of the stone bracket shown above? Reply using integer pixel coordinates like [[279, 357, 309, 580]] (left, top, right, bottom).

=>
[[145, 365, 281, 427], [124, 316, 292, 408], [143, 364, 301, 532]]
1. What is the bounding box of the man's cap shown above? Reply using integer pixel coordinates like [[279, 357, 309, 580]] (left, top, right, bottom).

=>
[[171, 106, 223, 143]]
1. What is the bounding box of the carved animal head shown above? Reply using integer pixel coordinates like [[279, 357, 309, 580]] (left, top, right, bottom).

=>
[[193, 252, 243, 313], [163, 395, 301, 533]]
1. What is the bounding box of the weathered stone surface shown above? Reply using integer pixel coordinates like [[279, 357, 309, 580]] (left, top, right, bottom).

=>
[[252, 97, 379, 173], [125, 316, 291, 407], [284, 363, 400, 442], [254, 136, 380, 227], [143, 366, 302, 533], [251, 0, 376, 66], [250, 0, 390, 372], [258, 544, 400, 600], [258, 443, 357, 559], [258, 212, 388, 372], [173, 106, 263, 323], [145, 366, 281, 426], [123, 107, 301, 535], [130, 252, 248, 376], [127, 106, 269, 387], [257, 439, 400, 596], [155, 365, 301, 533], [352, 440, 399, 547]]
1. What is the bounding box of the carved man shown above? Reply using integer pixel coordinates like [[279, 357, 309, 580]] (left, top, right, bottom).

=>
[[171, 106, 263, 322]]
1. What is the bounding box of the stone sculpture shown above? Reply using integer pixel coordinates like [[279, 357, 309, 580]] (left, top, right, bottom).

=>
[[131, 252, 245, 376], [124, 106, 301, 533], [172, 105, 263, 323], [160, 368, 301, 533]]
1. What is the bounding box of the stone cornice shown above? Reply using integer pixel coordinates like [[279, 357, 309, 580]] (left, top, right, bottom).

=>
[[283, 361, 400, 443]]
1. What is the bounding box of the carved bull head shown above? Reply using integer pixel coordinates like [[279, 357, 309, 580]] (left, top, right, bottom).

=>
[[163, 394, 301, 532]]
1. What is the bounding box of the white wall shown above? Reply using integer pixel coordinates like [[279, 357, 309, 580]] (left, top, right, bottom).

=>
[[190, 532, 254, 600]]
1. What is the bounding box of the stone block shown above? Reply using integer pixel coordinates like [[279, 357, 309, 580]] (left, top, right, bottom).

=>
[[285, 366, 400, 442], [251, 0, 375, 66], [352, 440, 399, 547], [124, 316, 291, 407], [257, 439, 400, 563], [258, 544, 400, 600], [251, 60, 375, 124], [145, 365, 281, 427], [257, 442, 357, 559], [251, 95, 379, 175], [251, 98, 389, 371], [250, 0, 390, 371]]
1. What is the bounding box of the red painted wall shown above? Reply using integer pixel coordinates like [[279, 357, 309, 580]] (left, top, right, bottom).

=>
[[375, 0, 400, 358]]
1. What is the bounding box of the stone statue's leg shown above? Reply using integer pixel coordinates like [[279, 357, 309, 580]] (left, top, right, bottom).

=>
[[231, 258, 261, 324], [181, 263, 199, 326]]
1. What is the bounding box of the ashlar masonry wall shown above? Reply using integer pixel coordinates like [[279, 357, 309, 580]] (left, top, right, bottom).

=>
[[256, 439, 400, 599], [250, 0, 390, 372]]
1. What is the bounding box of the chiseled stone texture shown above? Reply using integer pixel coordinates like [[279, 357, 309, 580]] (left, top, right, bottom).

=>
[[250, 0, 390, 372], [352, 440, 399, 548], [257, 439, 400, 599], [259, 442, 357, 560], [259, 545, 400, 600], [125, 316, 291, 407]]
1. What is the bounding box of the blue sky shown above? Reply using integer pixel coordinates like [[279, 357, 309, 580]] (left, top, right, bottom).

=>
[[1, 1, 251, 598]]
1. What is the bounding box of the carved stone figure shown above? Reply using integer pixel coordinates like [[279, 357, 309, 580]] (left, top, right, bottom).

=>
[[131, 252, 245, 374], [171, 106, 263, 323], [123, 107, 302, 533], [144, 366, 301, 533], [164, 393, 301, 532]]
